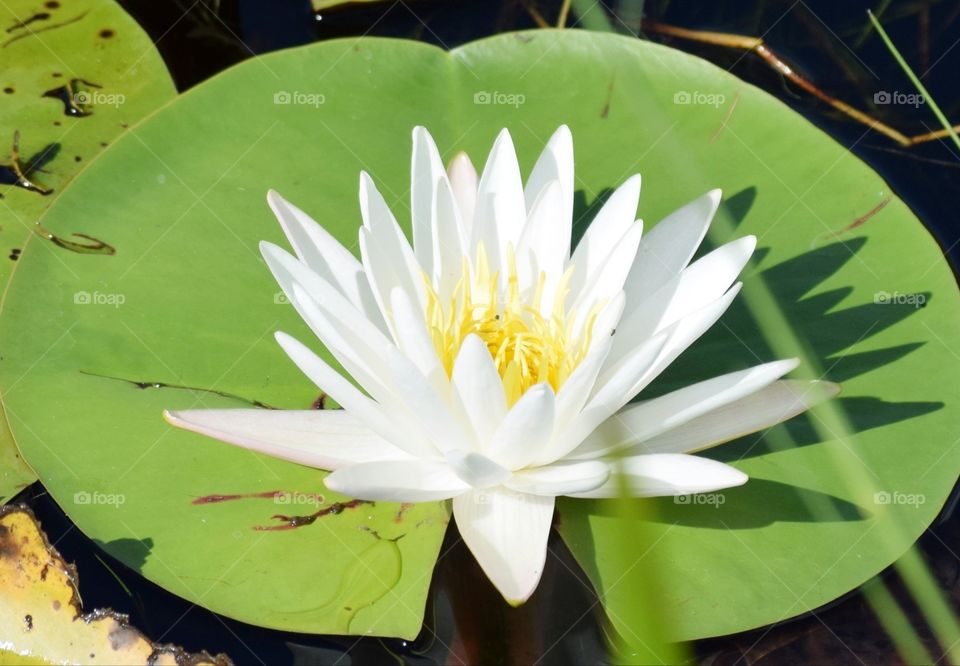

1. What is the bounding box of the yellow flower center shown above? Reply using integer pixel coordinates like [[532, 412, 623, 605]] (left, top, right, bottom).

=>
[[423, 244, 598, 406]]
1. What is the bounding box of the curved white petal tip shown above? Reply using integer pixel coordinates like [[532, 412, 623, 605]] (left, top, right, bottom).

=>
[[453, 488, 554, 605]]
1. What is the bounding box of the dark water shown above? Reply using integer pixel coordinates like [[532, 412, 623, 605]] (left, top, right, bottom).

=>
[[13, 1, 960, 663]]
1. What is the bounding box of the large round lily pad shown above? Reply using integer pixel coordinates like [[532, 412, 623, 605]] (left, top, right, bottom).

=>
[[0, 30, 957, 640], [0, 0, 175, 501]]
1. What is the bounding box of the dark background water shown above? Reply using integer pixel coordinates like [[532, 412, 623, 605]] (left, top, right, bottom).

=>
[[13, 1, 960, 664]]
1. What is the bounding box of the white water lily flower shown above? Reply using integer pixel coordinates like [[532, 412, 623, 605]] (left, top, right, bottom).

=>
[[165, 126, 838, 604]]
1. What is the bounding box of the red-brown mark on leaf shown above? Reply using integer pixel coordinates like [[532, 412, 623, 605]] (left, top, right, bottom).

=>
[[832, 197, 892, 236], [191, 490, 321, 505], [394, 502, 413, 523], [253, 500, 373, 531]]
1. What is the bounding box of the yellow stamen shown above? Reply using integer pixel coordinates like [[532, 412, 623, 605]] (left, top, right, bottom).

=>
[[423, 244, 600, 406]]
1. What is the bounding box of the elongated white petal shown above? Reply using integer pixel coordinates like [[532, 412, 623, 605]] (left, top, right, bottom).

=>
[[623, 189, 720, 299], [568, 221, 643, 335], [524, 125, 573, 231], [543, 330, 670, 464], [452, 334, 508, 445], [567, 358, 799, 460], [516, 181, 567, 296], [487, 383, 555, 470], [289, 286, 466, 461], [389, 287, 443, 379], [287, 283, 403, 424], [284, 279, 392, 396], [274, 332, 436, 458], [383, 344, 477, 453], [568, 454, 747, 498], [447, 151, 478, 231], [597, 282, 743, 397], [472, 129, 526, 271], [568, 174, 641, 297], [411, 126, 446, 276], [358, 173, 425, 323], [631, 379, 840, 455], [453, 489, 554, 605], [432, 177, 469, 303], [506, 460, 609, 496], [261, 241, 391, 360], [615, 235, 755, 353], [554, 322, 616, 434], [447, 450, 512, 488], [164, 408, 412, 469], [325, 460, 469, 502], [266, 190, 384, 329]]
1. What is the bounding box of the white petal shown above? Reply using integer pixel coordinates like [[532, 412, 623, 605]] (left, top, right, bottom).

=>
[[597, 282, 743, 396], [632, 379, 840, 455], [325, 460, 469, 502], [615, 235, 755, 354], [553, 312, 618, 435], [506, 460, 609, 496], [543, 330, 670, 464], [568, 222, 643, 336], [568, 454, 747, 498], [261, 241, 390, 362], [452, 335, 508, 445], [524, 125, 573, 229], [274, 331, 435, 458], [287, 283, 399, 420], [389, 287, 443, 379], [472, 129, 526, 272], [432, 177, 469, 303], [516, 180, 567, 297], [411, 126, 446, 276], [487, 383, 556, 470], [285, 289, 465, 461], [358, 173, 425, 329], [568, 174, 641, 297], [266, 190, 384, 330], [447, 450, 512, 488], [447, 151, 478, 232], [280, 275, 393, 401], [623, 189, 720, 298], [567, 358, 799, 460], [383, 344, 477, 453], [453, 488, 554, 605], [164, 408, 411, 469]]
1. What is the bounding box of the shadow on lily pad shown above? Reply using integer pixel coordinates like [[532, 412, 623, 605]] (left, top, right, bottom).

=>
[[93, 537, 155, 574], [566, 478, 863, 530]]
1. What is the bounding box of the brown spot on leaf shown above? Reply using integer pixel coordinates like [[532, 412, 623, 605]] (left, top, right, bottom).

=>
[[254, 499, 372, 531]]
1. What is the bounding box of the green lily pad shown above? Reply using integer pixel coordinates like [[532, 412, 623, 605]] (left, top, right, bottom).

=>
[[0, 0, 175, 501], [0, 29, 956, 640]]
